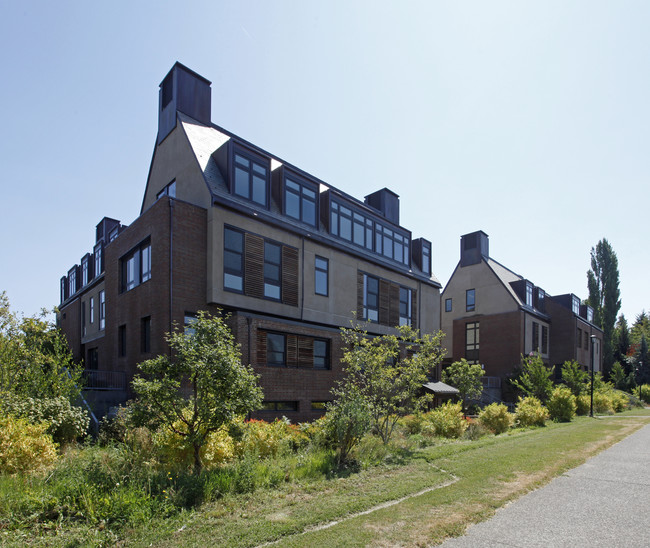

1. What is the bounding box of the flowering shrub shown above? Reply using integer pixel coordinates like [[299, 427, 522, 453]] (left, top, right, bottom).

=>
[[0, 414, 58, 474], [514, 396, 549, 427], [478, 403, 513, 434], [547, 386, 577, 422], [423, 402, 467, 438]]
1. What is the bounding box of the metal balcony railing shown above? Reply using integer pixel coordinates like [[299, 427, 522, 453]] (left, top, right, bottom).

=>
[[82, 369, 127, 391]]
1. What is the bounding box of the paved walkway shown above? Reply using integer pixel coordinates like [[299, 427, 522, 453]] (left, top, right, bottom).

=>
[[440, 422, 650, 547]]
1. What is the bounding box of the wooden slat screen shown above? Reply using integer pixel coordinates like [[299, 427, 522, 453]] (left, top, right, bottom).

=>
[[244, 233, 264, 298], [379, 279, 391, 325], [282, 246, 299, 307]]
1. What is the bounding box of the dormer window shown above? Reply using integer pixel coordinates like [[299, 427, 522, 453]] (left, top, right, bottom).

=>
[[587, 306, 594, 323], [232, 149, 268, 207], [525, 283, 534, 307], [94, 242, 104, 275], [422, 240, 431, 275], [284, 175, 317, 227], [157, 180, 176, 200], [67, 267, 77, 296], [572, 296, 580, 315]]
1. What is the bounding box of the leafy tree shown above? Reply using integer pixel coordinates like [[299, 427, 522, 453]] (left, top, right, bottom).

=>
[[324, 384, 372, 465], [511, 353, 554, 403], [610, 362, 628, 391], [631, 311, 650, 347], [339, 324, 444, 445], [587, 239, 621, 375], [561, 360, 588, 396], [614, 315, 631, 370], [441, 358, 484, 414], [0, 291, 82, 401], [131, 311, 263, 472], [635, 335, 650, 386]]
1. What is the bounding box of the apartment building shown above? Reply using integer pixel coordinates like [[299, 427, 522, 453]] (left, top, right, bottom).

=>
[[57, 63, 442, 420]]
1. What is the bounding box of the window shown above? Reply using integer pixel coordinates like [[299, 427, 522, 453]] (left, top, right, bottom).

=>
[[156, 180, 176, 200], [537, 289, 546, 312], [233, 151, 268, 206], [82, 257, 90, 287], [363, 274, 379, 322], [542, 325, 549, 354], [266, 333, 286, 366], [81, 302, 86, 337], [109, 226, 119, 242], [99, 289, 106, 330], [422, 240, 431, 275], [89, 297, 94, 325], [587, 307, 594, 323], [526, 283, 533, 307], [99, 291, 105, 330], [184, 313, 198, 336], [261, 401, 298, 412], [315, 256, 328, 296], [330, 199, 410, 266], [118, 325, 126, 357], [285, 176, 317, 226], [445, 298, 452, 313], [120, 239, 151, 292], [584, 331, 589, 350], [141, 316, 151, 353], [577, 328, 582, 349], [466, 322, 479, 363], [94, 243, 103, 275], [572, 296, 580, 315], [311, 401, 329, 410], [399, 287, 412, 326], [87, 348, 98, 370], [264, 242, 281, 300], [60, 277, 67, 303], [313, 339, 330, 369], [532, 321, 539, 352], [223, 227, 244, 292], [68, 267, 77, 296], [466, 289, 475, 312]]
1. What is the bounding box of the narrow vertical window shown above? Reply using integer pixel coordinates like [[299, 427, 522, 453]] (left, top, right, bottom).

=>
[[465, 322, 480, 363], [141, 316, 151, 353], [264, 242, 281, 300], [466, 289, 476, 312], [542, 325, 549, 354], [399, 287, 412, 326], [81, 301, 86, 337], [89, 297, 94, 325], [99, 290, 105, 330], [526, 283, 534, 307], [223, 227, 244, 292], [233, 152, 268, 207], [141, 243, 151, 282], [184, 313, 198, 336], [94, 243, 103, 275], [363, 274, 379, 322], [313, 339, 330, 369], [577, 328, 582, 348], [118, 325, 126, 357], [82, 258, 89, 287], [266, 333, 286, 366], [445, 298, 452, 312], [532, 321, 539, 352], [315, 256, 329, 296]]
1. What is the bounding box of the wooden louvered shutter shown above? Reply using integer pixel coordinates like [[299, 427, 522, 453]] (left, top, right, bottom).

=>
[[256, 330, 267, 366], [379, 279, 391, 326], [389, 283, 400, 327], [286, 334, 298, 367], [245, 234, 264, 298], [297, 336, 314, 369], [411, 288, 418, 328], [282, 246, 299, 306], [357, 271, 365, 318]]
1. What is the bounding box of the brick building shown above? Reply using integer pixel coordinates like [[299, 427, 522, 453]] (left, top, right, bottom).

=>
[[440, 230, 603, 399], [57, 63, 442, 420]]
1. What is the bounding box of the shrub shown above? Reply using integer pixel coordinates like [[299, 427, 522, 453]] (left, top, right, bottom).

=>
[[233, 418, 308, 459], [635, 384, 650, 404], [593, 392, 614, 415], [547, 386, 577, 422], [576, 394, 591, 416], [0, 414, 58, 474], [608, 390, 629, 413], [322, 391, 372, 464], [478, 403, 513, 434], [423, 402, 467, 438], [514, 396, 549, 427], [2, 394, 89, 444], [463, 421, 491, 440], [400, 414, 425, 435], [155, 422, 234, 470]]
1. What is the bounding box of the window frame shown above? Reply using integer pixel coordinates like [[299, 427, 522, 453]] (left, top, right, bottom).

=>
[[232, 147, 269, 207], [363, 274, 379, 322], [266, 332, 287, 367], [314, 256, 329, 296], [445, 298, 452, 313], [263, 241, 282, 301], [465, 321, 480, 363], [466, 289, 476, 312], [223, 226, 244, 293], [399, 286, 412, 326], [141, 316, 151, 353], [99, 290, 105, 330], [120, 239, 152, 293], [313, 338, 330, 370], [118, 324, 127, 358], [284, 173, 318, 227]]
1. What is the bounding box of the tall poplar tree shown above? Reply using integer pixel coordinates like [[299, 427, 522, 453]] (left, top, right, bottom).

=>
[[587, 239, 621, 375]]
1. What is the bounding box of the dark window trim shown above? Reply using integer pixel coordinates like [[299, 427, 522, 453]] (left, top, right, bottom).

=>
[[445, 298, 452, 312], [231, 145, 270, 208], [118, 324, 127, 358], [465, 321, 479, 363], [283, 168, 319, 227], [141, 316, 151, 353], [315, 256, 329, 296], [260, 401, 299, 412], [466, 289, 476, 312], [120, 238, 152, 293]]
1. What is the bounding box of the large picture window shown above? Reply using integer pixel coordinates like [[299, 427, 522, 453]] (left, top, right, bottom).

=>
[[233, 151, 268, 206], [261, 331, 330, 370]]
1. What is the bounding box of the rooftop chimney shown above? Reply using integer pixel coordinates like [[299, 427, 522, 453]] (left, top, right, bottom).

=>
[[364, 188, 400, 225], [460, 230, 489, 267], [158, 62, 212, 144]]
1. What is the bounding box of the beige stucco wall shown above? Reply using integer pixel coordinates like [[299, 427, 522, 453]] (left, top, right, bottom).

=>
[[141, 124, 212, 212], [440, 261, 518, 354], [207, 205, 440, 335]]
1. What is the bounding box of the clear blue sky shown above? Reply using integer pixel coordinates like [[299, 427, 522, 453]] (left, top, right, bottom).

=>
[[1, 1, 647, 324]]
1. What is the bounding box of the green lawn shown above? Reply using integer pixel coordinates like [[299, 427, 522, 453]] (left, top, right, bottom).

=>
[[124, 412, 650, 547]]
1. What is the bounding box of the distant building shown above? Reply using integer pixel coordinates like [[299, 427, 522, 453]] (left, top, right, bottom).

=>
[[441, 231, 602, 399], [57, 63, 442, 420]]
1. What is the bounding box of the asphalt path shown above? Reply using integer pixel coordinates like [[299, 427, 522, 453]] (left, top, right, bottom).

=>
[[439, 421, 650, 548]]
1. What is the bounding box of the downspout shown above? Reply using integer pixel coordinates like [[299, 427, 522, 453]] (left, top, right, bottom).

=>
[[169, 198, 174, 353]]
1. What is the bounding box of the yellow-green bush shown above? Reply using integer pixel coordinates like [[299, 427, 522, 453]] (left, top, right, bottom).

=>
[[636, 384, 650, 404], [547, 386, 577, 422], [478, 403, 513, 434], [608, 390, 629, 413], [154, 422, 234, 470], [593, 392, 614, 415], [234, 418, 309, 458], [423, 402, 467, 438], [576, 394, 591, 415], [514, 396, 549, 427], [399, 413, 426, 435], [0, 414, 58, 474]]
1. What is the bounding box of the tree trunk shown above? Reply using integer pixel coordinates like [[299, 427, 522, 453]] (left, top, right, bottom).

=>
[[193, 443, 202, 473]]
